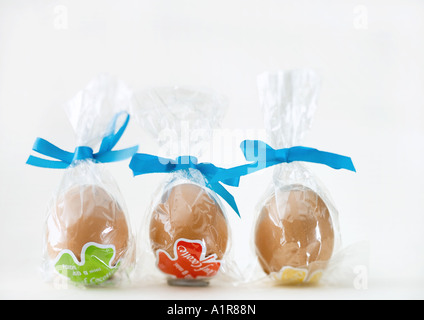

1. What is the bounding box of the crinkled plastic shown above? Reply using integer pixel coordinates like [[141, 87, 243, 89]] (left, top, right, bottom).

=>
[[133, 87, 241, 286], [134, 86, 227, 158], [248, 69, 349, 285], [41, 75, 135, 287]]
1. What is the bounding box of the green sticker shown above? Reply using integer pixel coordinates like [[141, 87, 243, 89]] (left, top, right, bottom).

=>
[[54, 242, 120, 285]]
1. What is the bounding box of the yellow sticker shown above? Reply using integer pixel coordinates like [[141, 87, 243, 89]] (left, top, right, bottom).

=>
[[273, 267, 307, 284], [271, 267, 325, 285]]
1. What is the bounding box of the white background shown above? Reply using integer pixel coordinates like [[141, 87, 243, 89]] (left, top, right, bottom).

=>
[[1, 0, 423, 299]]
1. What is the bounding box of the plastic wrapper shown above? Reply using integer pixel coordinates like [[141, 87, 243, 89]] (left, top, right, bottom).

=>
[[29, 75, 137, 287], [132, 87, 241, 287], [246, 69, 356, 285]]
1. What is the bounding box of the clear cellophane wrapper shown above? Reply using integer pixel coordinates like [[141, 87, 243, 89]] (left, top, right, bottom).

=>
[[246, 70, 366, 286], [42, 75, 135, 288], [132, 87, 242, 286]]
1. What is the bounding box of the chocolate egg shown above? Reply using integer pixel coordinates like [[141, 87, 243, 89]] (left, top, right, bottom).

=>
[[254, 185, 334, 279], [150, 183, 228, 273], [46, 185, 129, 265]]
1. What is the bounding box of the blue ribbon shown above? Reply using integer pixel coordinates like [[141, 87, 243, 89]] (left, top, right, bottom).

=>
[[129, 154, 252, 217], [26, 112, 138, 169], [240, 140, 356, 172]]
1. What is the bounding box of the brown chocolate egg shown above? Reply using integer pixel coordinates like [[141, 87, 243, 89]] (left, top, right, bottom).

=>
[[150, 183, 228, 260], [254, 186, 334, 276], [46, 185, 129, 265]]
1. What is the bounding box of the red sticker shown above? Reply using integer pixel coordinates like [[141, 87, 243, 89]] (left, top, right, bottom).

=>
[[156, 238, 221, 279]]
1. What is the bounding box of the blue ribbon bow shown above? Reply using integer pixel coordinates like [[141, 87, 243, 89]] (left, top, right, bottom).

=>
[[240, 140, 356, 172], [129, 154, 252, 217], [26, 112, 138, 169]]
